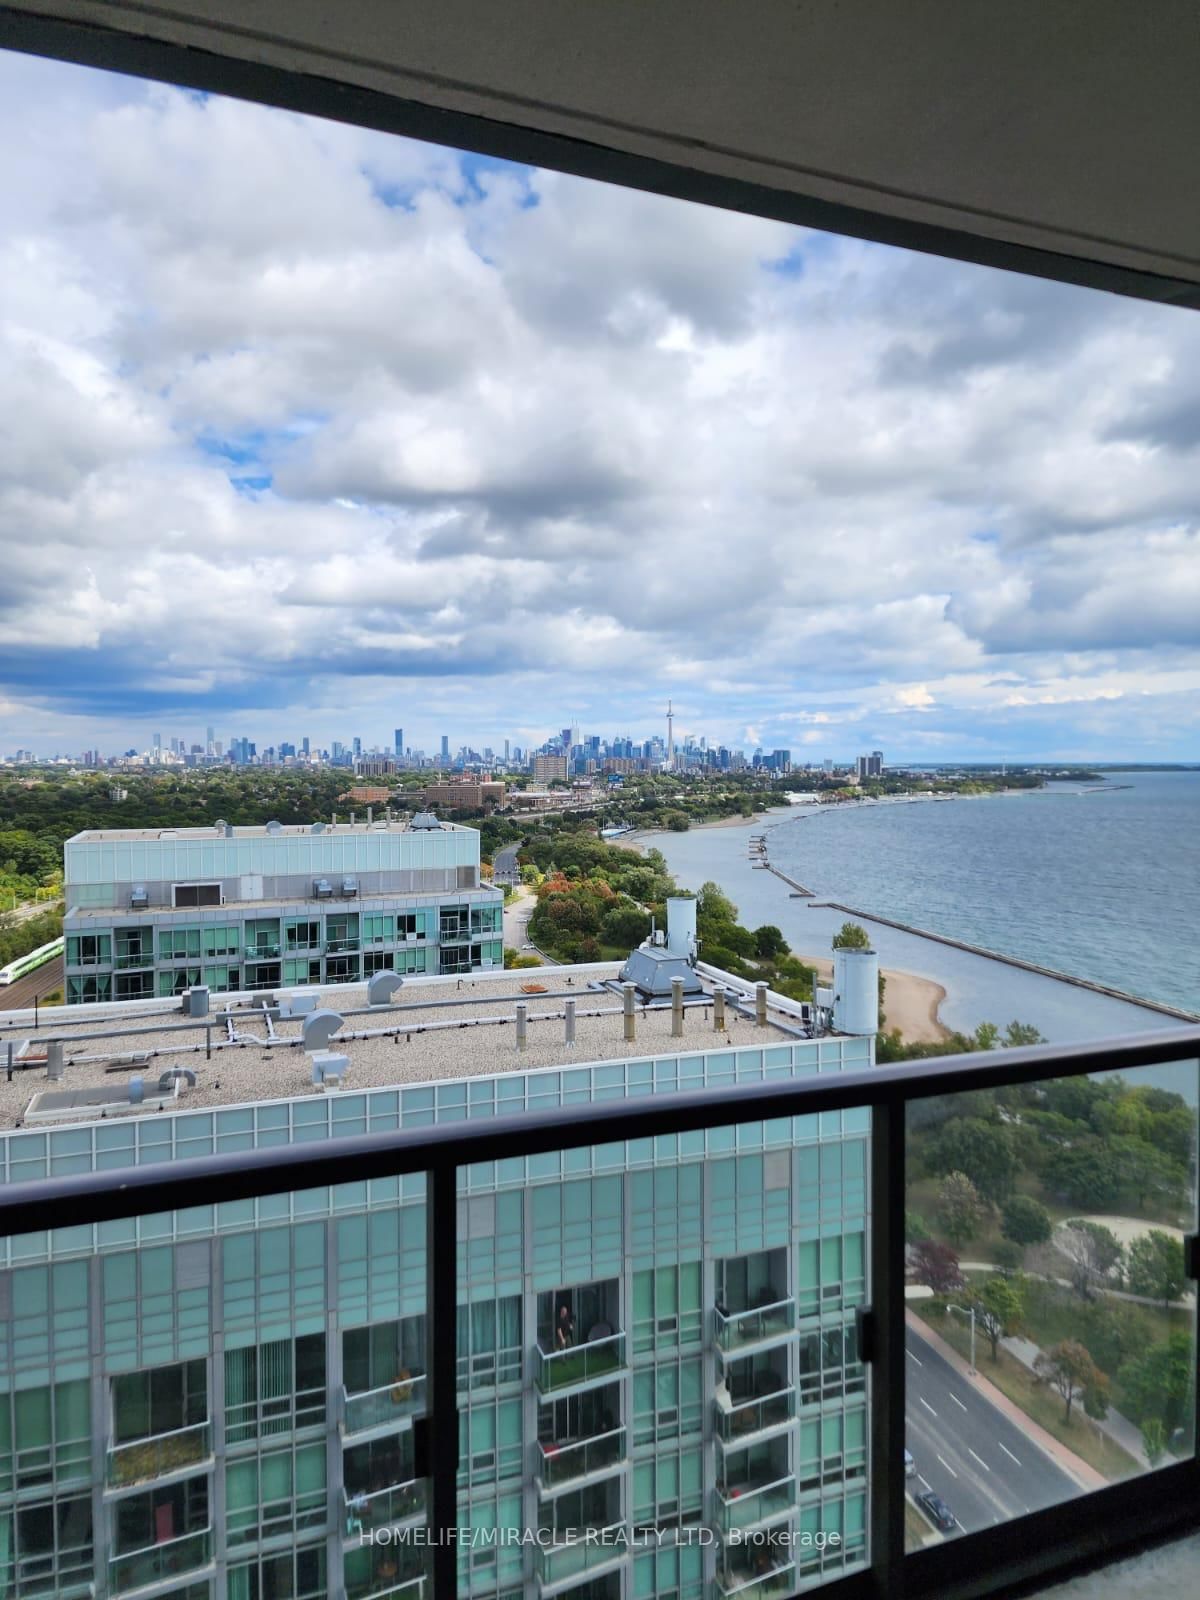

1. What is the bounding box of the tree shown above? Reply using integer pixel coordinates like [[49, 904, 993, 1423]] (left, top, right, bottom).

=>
[[1034, 1340, 1103, 1424], [910, 1239, 964, 1295], [1058, 1221, 1123, 1299], [1119, 1333, 1194, 1434], [993, 1240, 1024, 1276], [1110, 1136, 1183, 1214], [1125, 1230, 1186, 1309], [938, 1171, 984, 1246], [753, 924, 787, 959], [1001, 1195, 1053, 1251], [1141, 1419, 1167, 1467], [926, 1116, 1018, 1205], [973, 1022, 1000, 1051], [972, 1276, 1024, 1362], [905, 1210, 931, 1244], [1042, 1140, 1120, 1210], [832, 921, 870, 950], [1003, 1021, 1045, 1048], [698, 882, 739, 924]]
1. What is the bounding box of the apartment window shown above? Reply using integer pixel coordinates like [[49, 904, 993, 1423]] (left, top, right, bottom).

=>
[[631, 1262, 702, 1353], [65, 933, 110, 967], [13, 1492, 93, 1595], [172, 883, 221, 908], [114, 971, 153, 1001], [114, 928, 153, 964], [226, 1442, 325, 1547], [111, 1476, 208, 1590], [284, 957, 322, 985], [203, 964, 240, 993], [67, 973, 111, 1003], [631, 1447, 702, 1532], [471, 905, 501, 934], [361, 913, 395, 944], [158, 967, 201, 996], [632, 1355, 702, 1444], [112, 1359, 206, 1444], [439, 904, 470, 941], [225, 1334, 326, 1443], [456, 1296, 522, 1391], [326, 953, 360, 982], [159, 928, 201, 961], [634, 1545, 703, 1600], [342, 1314, 426, 1397], [228, 1543, 326, 1600], [798, 1231, 866, 1317], [202, 925, 240, 958], [0, 1379, 90, 1494], [284, 919, 321, 951], [457, 1396, 522, 1487]]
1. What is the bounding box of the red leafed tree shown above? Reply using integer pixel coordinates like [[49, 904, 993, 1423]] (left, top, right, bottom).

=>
[[910, 1239, 964, 1294]]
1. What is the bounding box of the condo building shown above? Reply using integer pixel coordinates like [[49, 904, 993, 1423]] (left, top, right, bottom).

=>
[[0, 938, 876, 1600], [60, 820, 505, 1006]]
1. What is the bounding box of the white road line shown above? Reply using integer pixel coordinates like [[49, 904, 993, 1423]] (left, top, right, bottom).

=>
[[918, 1475, 932, 1492], [936, 1454, 959, 1479], [950, 1393, 968, 1412], [919, 1397, 937, 1417], [999, 1442, 1022, 1466], [906, 1349, 923, 1367], [969, 1448, 991, 1472]]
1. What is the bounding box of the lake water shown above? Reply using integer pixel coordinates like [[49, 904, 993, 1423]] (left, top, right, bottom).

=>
[[649, 770, 1200, 1046]]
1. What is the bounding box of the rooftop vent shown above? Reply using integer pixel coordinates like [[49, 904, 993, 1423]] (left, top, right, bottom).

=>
[[266, 820, 283, 834], [310, 822, 325, 834], [158, 829, 178, 839], [313, 879, 333, 899], [410, 811, 443, 830], [341, 877, 358, 898], [130, 886, 149, 909], [213, 819, 228, 833]]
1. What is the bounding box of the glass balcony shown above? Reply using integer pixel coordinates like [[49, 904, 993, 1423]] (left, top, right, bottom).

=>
[[716, 1557, 797, 1598], [347, 1579, 425, 1600], [536, 1427, 626, 1491], [344, 1478, 425, 1533], [715, 1296, 795, 1353], [326, 937, 361, 953], [244, 941, 281, 958], [715, 1385, 796, 1445], [716, 1474, 797, 1534], [535, 1332, 625, 1395], [114, 951, 153, 969], [343, 1375, 425, 1435], [534, 1522, 626, 1589], [106, 1421, 212, 1488], [109, 1527, 211, 1593]]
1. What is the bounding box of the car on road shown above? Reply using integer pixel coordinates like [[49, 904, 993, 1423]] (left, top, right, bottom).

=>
[[916, 1489, 956, 1533], [904, 1448, 915, 1477], [522, 943, 535, 950]]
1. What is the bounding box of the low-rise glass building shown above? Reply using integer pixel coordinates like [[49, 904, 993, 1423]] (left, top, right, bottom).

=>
[[60, 820, 504, 1004]]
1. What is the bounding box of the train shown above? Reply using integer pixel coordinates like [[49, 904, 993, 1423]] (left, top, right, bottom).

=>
[[0, 936, 64, 986]]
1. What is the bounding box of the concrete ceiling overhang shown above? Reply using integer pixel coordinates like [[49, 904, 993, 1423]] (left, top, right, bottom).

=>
[[2, 0, 1199, 308]]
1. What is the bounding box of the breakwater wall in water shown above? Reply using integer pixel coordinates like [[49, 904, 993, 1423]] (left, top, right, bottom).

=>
[[765, 864, 814, 897], [811, 901, 1200, 1024]]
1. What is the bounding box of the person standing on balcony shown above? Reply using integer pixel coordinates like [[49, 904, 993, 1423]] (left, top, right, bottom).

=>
[[555, 1303, 576, 1349]]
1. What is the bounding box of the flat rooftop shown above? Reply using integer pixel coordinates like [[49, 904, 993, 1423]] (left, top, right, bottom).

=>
[[67, 818, 468, 843], [1, 966, 811, 1128]]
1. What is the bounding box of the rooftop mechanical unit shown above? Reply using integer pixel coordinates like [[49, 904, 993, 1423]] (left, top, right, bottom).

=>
[[129, 886, 148, 909], [341, 877, 359, 898], [409, 811, 442, 830], [313, 878, 333, 899]]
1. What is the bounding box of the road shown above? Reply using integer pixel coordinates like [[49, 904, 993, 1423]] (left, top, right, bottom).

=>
[[0, 953, 65, 1012], [493, 843, 521, 886], [906, 1325, 1081, 1535]]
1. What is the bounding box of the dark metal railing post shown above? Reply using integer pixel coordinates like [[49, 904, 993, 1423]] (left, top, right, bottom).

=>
[[870, 1100, 907, 1600], [427, 1158, 459, 1597]]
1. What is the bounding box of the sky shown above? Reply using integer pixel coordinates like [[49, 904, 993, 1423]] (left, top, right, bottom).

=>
[[1, 51, 1198, 763]]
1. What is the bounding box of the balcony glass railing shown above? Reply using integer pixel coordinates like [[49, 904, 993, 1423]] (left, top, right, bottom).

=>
[[245, 942, 281, 959], [716, 1559, 797, 1598], [344, 1478, 425, 1532], [109, 1527, 211, 1593], [14, 1542, 94, 1597], [106, 1420, 212, 1487], [114, 951, 153, 969], [533, 1522, 626, 1587], [343, 1375, 426, 1434], [326, 937, 361, 953], [715, 1297, 795, 1352], [716, 1474, 796, 1534], [715, 1385, 795, 1444], [347, 1578, 426, 1600], [535, 1332, 625, 1394], [536, 1427, 625, 1490]]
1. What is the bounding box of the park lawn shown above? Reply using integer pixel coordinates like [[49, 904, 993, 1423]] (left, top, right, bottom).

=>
[[910, 1305, 1141, 1483]]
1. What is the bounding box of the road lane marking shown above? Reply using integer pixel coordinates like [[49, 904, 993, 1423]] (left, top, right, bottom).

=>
[[936, 1454, 959, 1479], [950, 1393, 968, 1412], [919, 1398, 937, 1417], [906, 1349, 923, 1367], [918, 1475, 932, 1491], [969, 1448, 991, 1472], [998, 1443, 1022, 1466]]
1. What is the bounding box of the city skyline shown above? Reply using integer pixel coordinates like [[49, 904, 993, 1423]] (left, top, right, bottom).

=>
[[1, 52, 1198, 762]]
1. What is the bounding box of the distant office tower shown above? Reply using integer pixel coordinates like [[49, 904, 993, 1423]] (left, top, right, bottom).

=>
[[504, 738, 510, 761], [302, 736, 310, 757], [441, 735, 450, 762], [205, 726, 215, 756], [869, 750, 884, 777], [352, 736, 362, 759], [395, 727, 404, 758]]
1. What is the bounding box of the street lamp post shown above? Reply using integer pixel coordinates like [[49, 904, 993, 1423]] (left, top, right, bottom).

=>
[[947, 1302, 977, 1375]]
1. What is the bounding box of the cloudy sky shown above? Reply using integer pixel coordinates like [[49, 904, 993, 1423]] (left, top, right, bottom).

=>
[[1, 51, 1197, 763]]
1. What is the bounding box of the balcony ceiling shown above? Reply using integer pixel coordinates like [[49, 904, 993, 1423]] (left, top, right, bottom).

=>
[[2, 0, 1199, 306]]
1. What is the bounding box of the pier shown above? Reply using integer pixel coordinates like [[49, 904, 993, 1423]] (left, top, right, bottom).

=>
[[810, 901, 1200, 1023], [747, 834, 815, 897]]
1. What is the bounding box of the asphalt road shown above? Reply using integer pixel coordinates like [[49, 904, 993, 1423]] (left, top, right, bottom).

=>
[[493, 843, 521, 884], [0, 954, 64, 1012], [906, 1324, 1082, 1535]]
